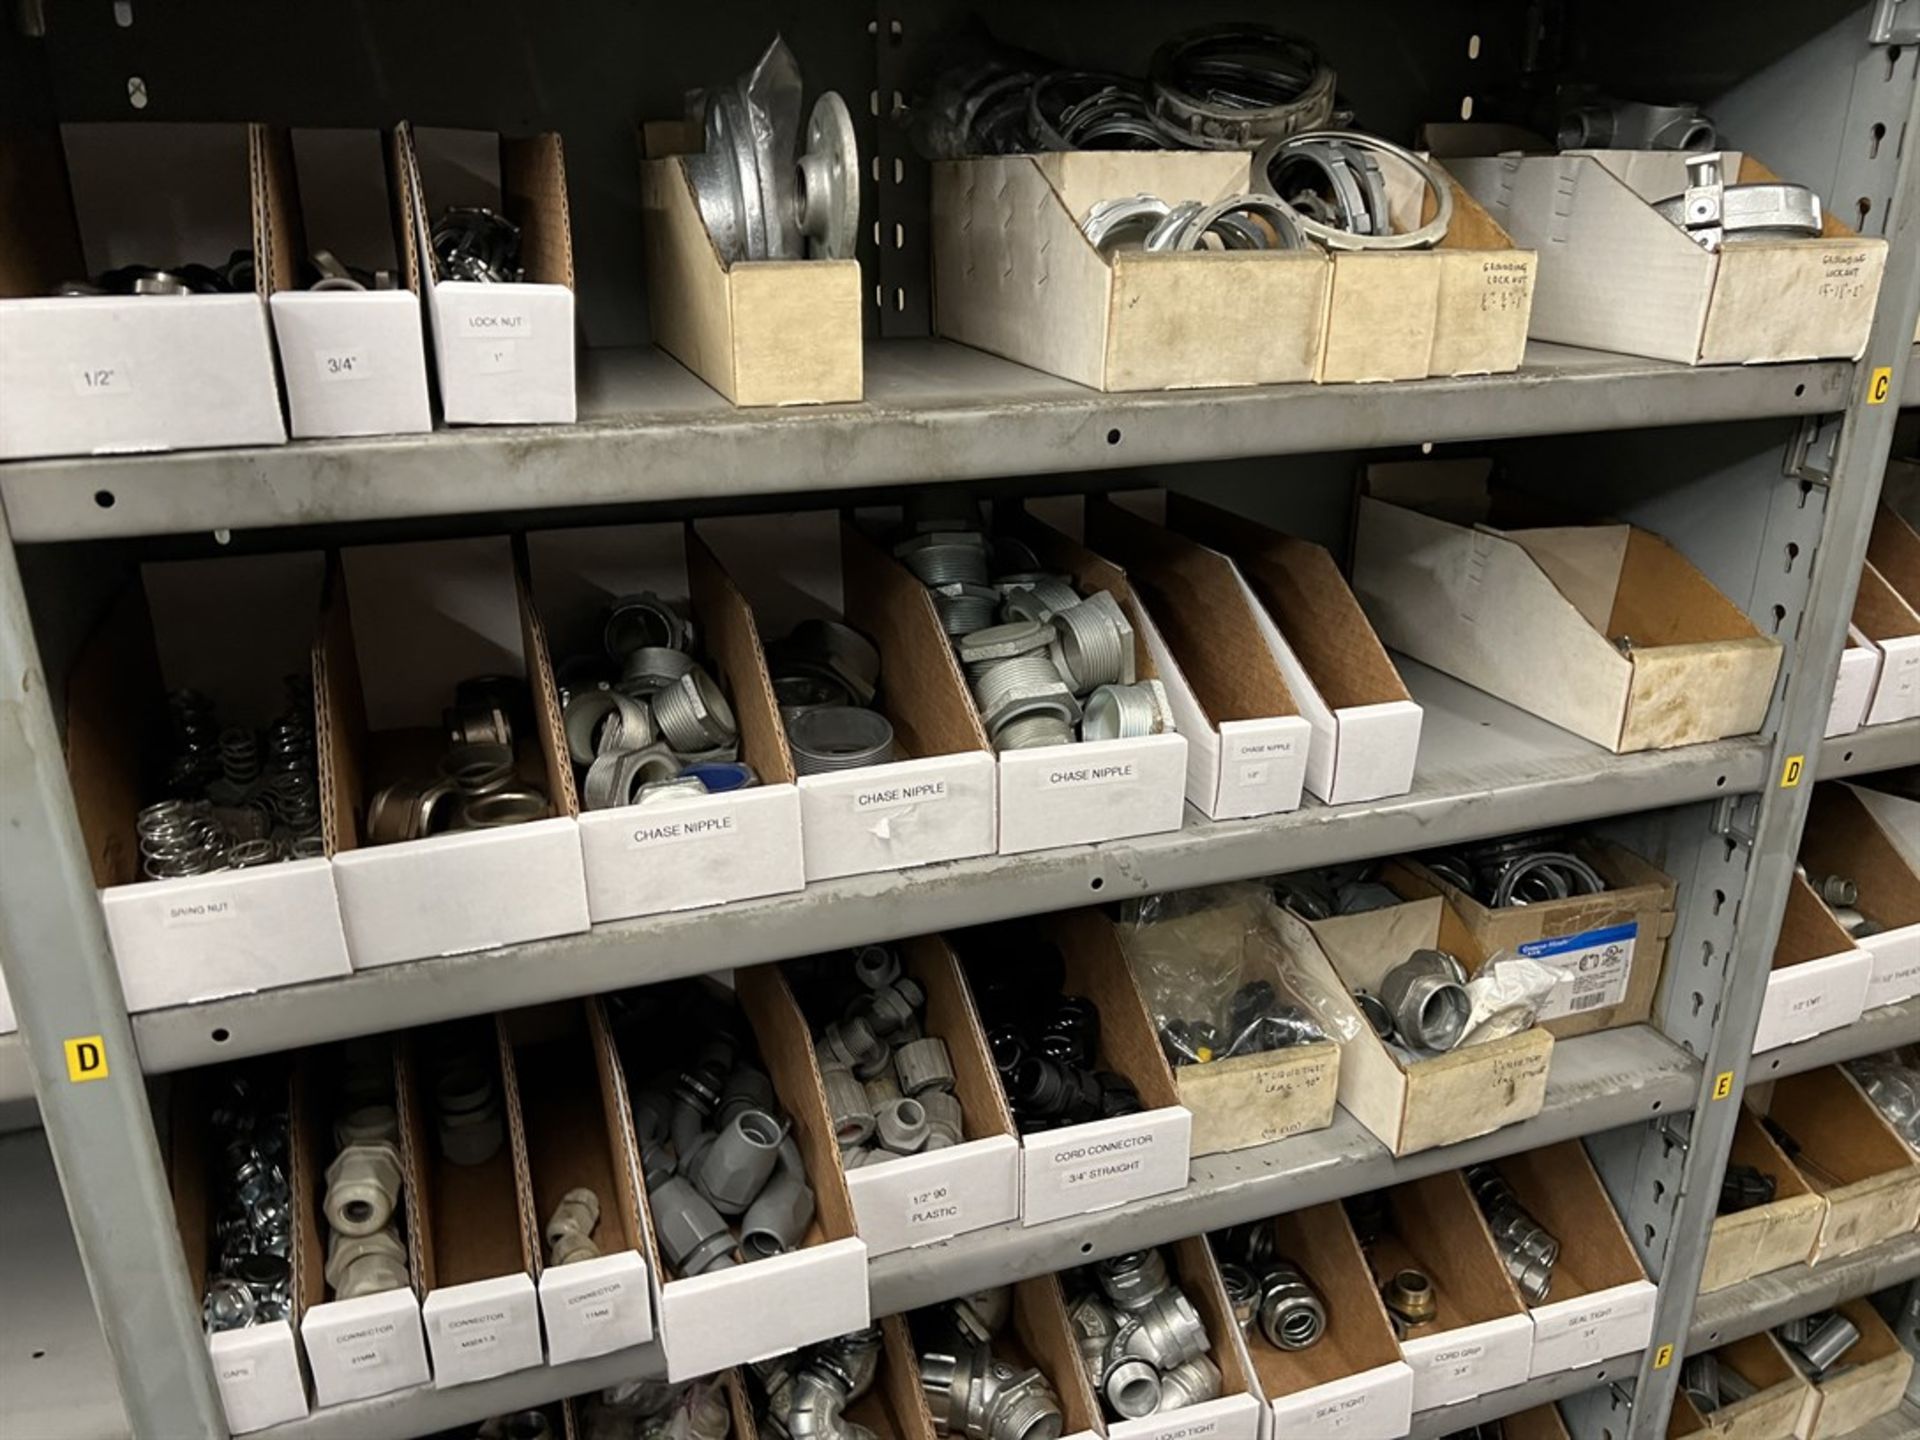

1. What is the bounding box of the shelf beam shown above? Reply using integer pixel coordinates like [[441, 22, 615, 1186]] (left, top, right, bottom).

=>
[[1687, 1232, 1920, 1350], [0, 341, 1851, 543], [1749, 998, 1920, 1082], [1818, 719, 1920, 780]]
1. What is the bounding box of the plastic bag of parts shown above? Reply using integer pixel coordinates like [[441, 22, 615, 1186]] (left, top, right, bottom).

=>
[[1847, 1053, 1920, 1151], [1118, 883, 1328, 1066], [582, 1376, 732, 1440], [904, 21, 1052, 160], [686, 36, 805, 261], [1459, 953, 1564, 1046]]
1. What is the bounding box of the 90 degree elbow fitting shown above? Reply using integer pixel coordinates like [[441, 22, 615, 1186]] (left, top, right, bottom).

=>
[[718, 1066, 778, 1131], [651, 1175, 737, 1276], [741, 1168, 816, 1260], [1156, 1355, 1222, 1412]]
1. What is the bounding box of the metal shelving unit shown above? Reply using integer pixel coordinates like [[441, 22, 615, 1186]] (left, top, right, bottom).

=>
[[1, 5, 1917, 1440]]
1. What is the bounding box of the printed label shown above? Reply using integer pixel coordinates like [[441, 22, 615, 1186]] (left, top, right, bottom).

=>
[[315, 348, 373, 383], [562, 1277, 630, 1325], [1042, 761, 1137, 790], [1518, 921, 1636, 1020], [1425, 1340, 1486, 1381], [1143, 1418, 1219, 1440], [1229, 736, 1293, 791], [334, 1317, 397, 1369], [1237, 761, 1270, 787], [628, 812, 737, 850], [461, 310, 534, 338], [163, 894, 240, 928], [72, 363, 131, 396], [217, 1357, 258, 1383], [852, 778, 947, 813], [469, 340, 520, 374], [903, 1180, 965, 1234], [1045, 1130, 1159, 1191]]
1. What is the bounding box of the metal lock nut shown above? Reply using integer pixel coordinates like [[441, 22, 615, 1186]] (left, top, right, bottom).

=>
[[895, 1037, 956, 1096], [323, 1140, 403, 1237]]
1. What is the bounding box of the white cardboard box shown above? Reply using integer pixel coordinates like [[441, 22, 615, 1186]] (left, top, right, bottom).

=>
[[991, 512, 1193, 848], [1854, 563, 1920, 726], [1402, 1315, 1534, 1412], [300, 1288, 431, 1408], [261, 127, 431, 439], [1827, 635, 1881, 737], [700, 513, 998, 881], [422, 1274, 543, 1387], [1239, 1204, 1415, 1440], [1753, 875, 1872, 1051], [1355, 466, 1781, 752], [321, 537, 590, 968], [512, 1001, 657, 1365], [0, 124, 285, 461], [525, 523, 805, 922], [1451, 149, 1887, 364], [1802, 783, 1920, 1009], [1017, 910, 1194, 1226], [69, 554, 352, 1012], [840, 935, 1023, 1254], [1108, 1237, 1265, 1440], [209, 1321, 308, 1433], [399, 124, 576, 424]]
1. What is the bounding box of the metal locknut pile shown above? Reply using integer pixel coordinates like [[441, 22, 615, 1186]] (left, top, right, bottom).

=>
[[556, 589, 755, 810], [366, 674, 551, 842], [200, 1065, 297, 1333]]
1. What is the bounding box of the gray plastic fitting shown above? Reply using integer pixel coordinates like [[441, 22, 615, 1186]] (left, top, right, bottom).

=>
[[863, 1072, 902, 1109], [650, 1175, 737, 1276], [890, 1016, 925, 1050], [857, 978, 926, 1037], [853, 945, 900, 989], [671, 1098, 708, 1165], [1156, 1355, 1222, 1412], [875, 1097, 930, 1154], [896, 1037, 956, 1096], [641, 1138, 678, 1193], [919, 1090, 965, 1146], [718, 1066, 777, 1131], [825, 1066, 876, 1147], [324, 1140, 403, 1237], [821, 1017, 891, 1080], [631, 1088, 674, 1149], [741, 1168, 816, 1260], [695, 1109, 786, 1215], [840, 1142, 876, 1170]]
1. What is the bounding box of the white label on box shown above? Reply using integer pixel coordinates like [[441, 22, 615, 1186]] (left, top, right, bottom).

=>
[[846, 1135, 1021, 1255], [1020, 1107, 1192, 1227], [162, 892, 241, 927], [852, 777, 949, 812], [459, 308, 535, 339], [1402, 1314, 1532, 1411], [1861, 924, 1920, 1009], [1528, 1279, 1657, 1378], [217, 1356, 257, 1383], [997, 734, 1187, 855], [301, 1287, 430, 1408], [798, 752, 995, 884], [1043, 759, 1139, 790], [628, 812, 738, 848], [423, 1274, 543, 1388], [580, 787, 803, 924], [1108, 1391, 1262, 1440], [659, 1236, 870, 1380], [470, 340, 519, 373], [315, 348, 374, 383], [1754, 949, 1872, 1052], [210, 1320, 309, 1433], [540, 1250, 654, 1365], [72, 363, 132, 396], [1266, 1361, 1415, 1440], [1518, 921, 1636, 1020]]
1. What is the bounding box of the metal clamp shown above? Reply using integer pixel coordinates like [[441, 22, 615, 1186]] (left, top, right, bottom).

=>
[[1652, 152, 1823, 251]]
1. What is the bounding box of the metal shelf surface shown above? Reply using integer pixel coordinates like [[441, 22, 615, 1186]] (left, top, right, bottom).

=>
[[1408, 1359, 1638, 1439], [1820, 720, 1920, 780], [1751, 997, 1920, 1081], [1687, 1232, 1920, 1350], [0, 340, 1852, 542], [870, 1025, 1696, 1312], [67, 663, 1761, 1090]]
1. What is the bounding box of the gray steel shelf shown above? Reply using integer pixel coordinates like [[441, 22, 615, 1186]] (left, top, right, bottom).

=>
[[76, 663, 1761, 1092], [1409, 1359, 1637, 1439], [1831, 1402, 1920, 1439], [1819, 720, 1920, 779], [1751, 997, 1920, 1080], [870, 1025, 1696, 1312], [1687, 1232, 1920, 1350], [0, 340, 1852, 542]]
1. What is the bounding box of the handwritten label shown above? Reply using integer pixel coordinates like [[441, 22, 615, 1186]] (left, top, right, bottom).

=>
[[1818, 251, 1872, 304], [1043, 761, 1136, 790], [164, 894, 239, 928], [315, 348, 373, 383], [1518, 922, 1636, 1020], [629, 813, 736, 850], [72, 363, 131, 396], [1477, 258, 1532, 313], [852, 779, 946, 812]]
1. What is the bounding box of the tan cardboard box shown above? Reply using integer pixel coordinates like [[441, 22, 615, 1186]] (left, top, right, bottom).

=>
[[1759, 1067, 1920, 1263], [1852, 563, 1920, 726], [1701, 1108, 1826, 1294], [1753, 878, 1871, 1053], [1398, 840, 1673, 1038], [638, 124, 861, 407], [1800, 1296, 1912, 1440]]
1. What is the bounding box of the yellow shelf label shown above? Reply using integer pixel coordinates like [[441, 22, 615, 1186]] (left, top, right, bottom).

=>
[[64, 1035, 109, 1083]]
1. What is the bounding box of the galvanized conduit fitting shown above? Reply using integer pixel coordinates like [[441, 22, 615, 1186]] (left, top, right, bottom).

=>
[[1254, 1263, 1326, 1350], [1083, 681, 1171, 740], [604, 592, 689, 658], [617, 645, 697, 699], [1652, 152, 1822, 251], [934, 583, 1004, 637], [1252, 130, 1453, 251], [994, 714, 1077, 751], [1378, 949, 1470, 1053], [582, 745, 682, 810], [1001, 577, 1084, 624], [654, 667, 739, 754], [1155, 1355, 1222, 1412], [787, 706, 897, 775], [1050, 592, 1131, 693], [1792, 1313, 1860, 1377], [897, 532, 993, 587], [1116, 1288, 1209, 1369], [1098, 1249, 1170, 1311]]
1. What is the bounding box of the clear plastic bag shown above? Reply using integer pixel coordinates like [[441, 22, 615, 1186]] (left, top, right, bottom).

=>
[[1848, 1054, 1920, 1152], [583, 1377, 731, 1440], [1118, 883, 1327, 1066], [1460, 953, 1565, 1045]]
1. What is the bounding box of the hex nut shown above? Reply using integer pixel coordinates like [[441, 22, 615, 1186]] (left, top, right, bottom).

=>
[[825, 1066, 877, 1147], [651, 1175, 737, 1276], [695, 1109, 786, 1215], [741, 1169, 817, 1259], [895, 1037, 956, 1096], [875, 1097, 930, 1154], [324, 1140, 404, 1237]]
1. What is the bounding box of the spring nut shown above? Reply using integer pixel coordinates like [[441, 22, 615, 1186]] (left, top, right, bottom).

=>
[[1255, 1263, 1326, 1350], [1381, 1269, 1437, 1327]]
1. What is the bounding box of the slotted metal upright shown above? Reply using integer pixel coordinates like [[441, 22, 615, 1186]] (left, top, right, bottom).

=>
[[0, 5, 1916, 1439]]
